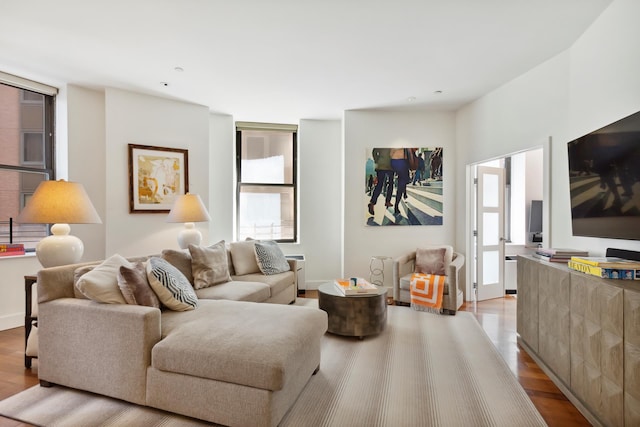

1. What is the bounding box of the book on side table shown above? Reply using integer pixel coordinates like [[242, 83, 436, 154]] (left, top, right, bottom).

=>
[[334, 278, 379, 296]]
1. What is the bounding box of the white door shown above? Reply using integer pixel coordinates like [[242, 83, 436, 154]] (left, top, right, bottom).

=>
[[476, 166, 505, 301]]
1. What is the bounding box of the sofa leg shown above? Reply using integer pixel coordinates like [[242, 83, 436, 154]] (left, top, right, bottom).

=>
[[313, 365, 320, 375], [40, 380, 54, 387]]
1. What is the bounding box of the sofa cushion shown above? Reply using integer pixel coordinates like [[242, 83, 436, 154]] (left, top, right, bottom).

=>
[[117, 262, 161, 308], [161, 249, 193, 284], [146, 257, 198, 311], [189, 240, 231, 289], [75, 254, 130, 304], [155, 299, 328, 391], [229, 240, 260, 275], [195, 281, 270, 302], [254, 240, 291, 275], [416, 245, 452, 276], [232, 271, 294, 298]]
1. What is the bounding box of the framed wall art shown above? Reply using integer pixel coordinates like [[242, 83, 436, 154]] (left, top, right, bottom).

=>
[[365, 147, 443, 226], [128, 144, 189, 213]]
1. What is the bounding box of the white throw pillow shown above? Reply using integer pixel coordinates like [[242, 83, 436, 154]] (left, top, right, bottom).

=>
[[146, 257, 198, 311], [75, 254, 131, 304], [229, 240, 261, 275]]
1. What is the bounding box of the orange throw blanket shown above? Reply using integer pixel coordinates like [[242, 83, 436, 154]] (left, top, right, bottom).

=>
[[410, 273, 445, 313]]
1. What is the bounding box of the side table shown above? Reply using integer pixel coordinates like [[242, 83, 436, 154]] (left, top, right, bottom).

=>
[[317, 282, 387, 339], [24, 275, 37, 368], [369, 255, 391, 286]]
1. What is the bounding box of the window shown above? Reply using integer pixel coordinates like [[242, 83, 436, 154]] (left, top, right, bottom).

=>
[[236, 122, 297, 242], [0, 74, 56, 250]]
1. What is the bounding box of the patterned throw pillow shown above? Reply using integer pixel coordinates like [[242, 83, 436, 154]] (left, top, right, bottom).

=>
[[254, 240, 291, 275], [146, 257, 198, 311]]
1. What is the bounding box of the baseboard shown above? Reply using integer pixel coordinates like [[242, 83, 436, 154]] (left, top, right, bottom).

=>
[[0, 312, 24, 331]]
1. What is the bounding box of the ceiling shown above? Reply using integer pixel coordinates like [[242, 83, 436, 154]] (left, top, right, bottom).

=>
[[0, 0, 612, 123]]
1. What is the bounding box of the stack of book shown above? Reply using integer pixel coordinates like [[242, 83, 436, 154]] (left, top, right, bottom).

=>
[[0, 243, 25, 257], [568, 256, 640, 280], [533, 248, 588, 263], [334, 278, 379, 296]]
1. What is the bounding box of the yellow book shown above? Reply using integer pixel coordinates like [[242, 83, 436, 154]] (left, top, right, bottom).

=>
[[570, 256, 640, 269], [568, 260, 639, 280]]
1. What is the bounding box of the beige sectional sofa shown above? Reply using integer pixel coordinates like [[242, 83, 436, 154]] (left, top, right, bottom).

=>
[[35, 241, 328, 427]]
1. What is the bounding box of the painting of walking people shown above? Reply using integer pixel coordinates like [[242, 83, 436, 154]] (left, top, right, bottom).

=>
[[365, 147, 443, 226]]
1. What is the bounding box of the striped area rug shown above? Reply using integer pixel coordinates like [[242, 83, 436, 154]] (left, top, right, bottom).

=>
[[0, 306, 546, 427]]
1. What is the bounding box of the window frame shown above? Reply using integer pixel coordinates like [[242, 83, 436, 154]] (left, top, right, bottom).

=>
[[235, 122, 298, 243], [0, 78, 56, 248]]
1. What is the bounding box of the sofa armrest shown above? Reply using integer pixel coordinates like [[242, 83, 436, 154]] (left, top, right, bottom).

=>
[[39, 298, 161, 405], [393, 252, 416, 301], [449, 253, 465, 305]]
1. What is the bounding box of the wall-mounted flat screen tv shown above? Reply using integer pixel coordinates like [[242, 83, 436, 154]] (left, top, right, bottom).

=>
[[567, 110, 640, 240]]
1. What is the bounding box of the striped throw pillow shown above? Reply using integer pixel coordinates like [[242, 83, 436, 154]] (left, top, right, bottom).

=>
[[146, 257, 198, 311]]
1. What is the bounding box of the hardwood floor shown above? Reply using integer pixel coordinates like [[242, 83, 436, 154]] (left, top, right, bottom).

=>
[[459, 296, 590, 427], [0, 295, 590, 426]]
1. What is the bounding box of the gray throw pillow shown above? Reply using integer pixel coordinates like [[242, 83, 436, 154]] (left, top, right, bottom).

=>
[[254, 240, 291, 275], [146, 257, 198, 311], [117, 262, 161, 308], [188, 240, 231, 289], [161, 249, 193, 284], [415, 246, 453, 276]]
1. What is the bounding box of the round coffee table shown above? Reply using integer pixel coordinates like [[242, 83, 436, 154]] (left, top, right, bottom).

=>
[[317, 282, 387, 339]]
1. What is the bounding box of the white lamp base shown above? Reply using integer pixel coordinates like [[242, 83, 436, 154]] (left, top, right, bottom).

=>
[[36, 223, 84, 267], [177, 222, 202, 249]]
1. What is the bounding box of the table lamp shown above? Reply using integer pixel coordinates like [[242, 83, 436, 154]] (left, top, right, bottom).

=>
[[16, 179, 102, 267], [166, 193, 211, 249]]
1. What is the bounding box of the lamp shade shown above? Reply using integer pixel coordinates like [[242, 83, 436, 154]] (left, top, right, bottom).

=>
[[16, 179, 101, 267], [166, 194, 211, 249], [16, 180, 102, 225], [166, 193, 211, 223]]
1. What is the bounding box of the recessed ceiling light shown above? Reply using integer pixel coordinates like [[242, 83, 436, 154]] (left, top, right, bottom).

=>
[[407, 96, 416, 102], [434, 90, 443, 95], [174, 67, 184, 72]]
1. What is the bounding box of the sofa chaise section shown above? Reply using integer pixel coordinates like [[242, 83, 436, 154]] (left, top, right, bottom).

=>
[[149, 300, 327, 426]]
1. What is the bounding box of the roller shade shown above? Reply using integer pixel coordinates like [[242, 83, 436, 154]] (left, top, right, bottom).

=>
[[236, 121, 298, 132], [0, 70, 58, 96]]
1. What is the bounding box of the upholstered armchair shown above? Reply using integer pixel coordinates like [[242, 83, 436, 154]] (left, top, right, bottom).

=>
[[393, 247, 465, 314]]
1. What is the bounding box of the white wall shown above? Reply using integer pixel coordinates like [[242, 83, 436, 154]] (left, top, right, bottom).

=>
[[344, 110, 457, 286], [456, 0, 640, 256], [208, 113, 235, 245], [67, 85, 107, 262], [104, 88, 211, 256], [0, 255, 40, 330], [290, 119, 343, 287]]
